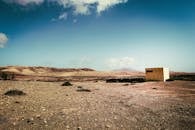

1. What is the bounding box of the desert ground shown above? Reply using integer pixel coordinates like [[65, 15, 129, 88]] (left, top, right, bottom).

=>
[[0, 80, 195, 130], [0, 66, 195, 130]]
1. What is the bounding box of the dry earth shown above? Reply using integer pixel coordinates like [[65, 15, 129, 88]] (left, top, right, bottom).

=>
[[0, 80, 195, 130]]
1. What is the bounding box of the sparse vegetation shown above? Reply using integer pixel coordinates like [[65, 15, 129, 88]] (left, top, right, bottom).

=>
[[77, 86, 83, 89], [61, 81, 72, 86], [0, 72, 15, 80], [4, 89, 26, 96], [77, 87, 91, 92], [166, 78, 175, 81], [170, 74, 195, 81], [123, 83, 129, 86], [106, 77, 145, 83]]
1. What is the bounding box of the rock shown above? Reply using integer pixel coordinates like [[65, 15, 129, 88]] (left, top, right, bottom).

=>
[[26, 119, 34, 125], [12, 122, 16, 126], [77, 127, 82, 130], [15, 101, 20, 104], [36, 114, 41, 119], [30, 117, 34, 121], [105, 124, 111, 128], [43, 119, 47, 124]]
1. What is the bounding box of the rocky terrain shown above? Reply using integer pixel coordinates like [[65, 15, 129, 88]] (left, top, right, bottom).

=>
[[0, 66, 194, 130], [0, 80, 194, 130]]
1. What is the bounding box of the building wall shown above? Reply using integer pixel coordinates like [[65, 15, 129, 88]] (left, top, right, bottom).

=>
[[145, 68, 169, 81], [163, 68, 170, 81]]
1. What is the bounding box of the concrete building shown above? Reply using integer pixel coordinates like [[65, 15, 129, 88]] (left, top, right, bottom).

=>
[[145, 67, 170, 81]]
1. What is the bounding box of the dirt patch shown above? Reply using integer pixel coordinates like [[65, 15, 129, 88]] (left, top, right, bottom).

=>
[[0, 115, 7, 124], [0, 80, 194, 129]]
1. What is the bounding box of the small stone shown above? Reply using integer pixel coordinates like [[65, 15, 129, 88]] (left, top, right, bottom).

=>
[[105, 124, 111, 128], [77, 127, 82, 130], [43, 119, 47, 124], [26, 119, 31, 123], [36, 114, 41, 119]]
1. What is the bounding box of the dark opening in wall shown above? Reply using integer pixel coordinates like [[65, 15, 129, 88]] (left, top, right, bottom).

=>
[[146, 70, 153, 73]]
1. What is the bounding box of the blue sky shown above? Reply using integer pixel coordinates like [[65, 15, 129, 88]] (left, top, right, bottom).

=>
[[0, 0, 194, 72]]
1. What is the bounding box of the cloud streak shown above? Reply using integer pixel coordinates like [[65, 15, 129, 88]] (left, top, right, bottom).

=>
[[0, 33, 8, 48], [3, 0, 44, 5], [52, 12, 68, 21]]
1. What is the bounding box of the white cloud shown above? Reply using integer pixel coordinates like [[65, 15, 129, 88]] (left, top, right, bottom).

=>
[[107, 56, 135, 69], [57, 0, 128, 15], [58, 12, 68, 20], [3, 0, 44, 5], [96, 0, 128, 14], [3, 0, 128, 15], [0, 33, 8, 48], [51, 12, 68, 21]]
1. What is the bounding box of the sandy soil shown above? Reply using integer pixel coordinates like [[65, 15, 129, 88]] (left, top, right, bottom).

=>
[[0, 80, 195, 130]]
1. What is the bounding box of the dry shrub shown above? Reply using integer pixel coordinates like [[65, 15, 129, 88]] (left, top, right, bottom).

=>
[[62, 81, 72, 86], [4, 89, 26, 96], [77, 87, 91, 92]]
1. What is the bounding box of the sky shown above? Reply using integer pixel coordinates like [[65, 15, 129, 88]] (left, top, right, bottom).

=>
[[0, 0, 194, 72]]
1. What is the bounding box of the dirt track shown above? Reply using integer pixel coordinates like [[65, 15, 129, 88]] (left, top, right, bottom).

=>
[[0, 80, 195, 130]]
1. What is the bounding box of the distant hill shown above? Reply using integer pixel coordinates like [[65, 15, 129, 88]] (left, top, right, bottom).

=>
[[0, 66, 144, 81], [0, 66, 94, 75]]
